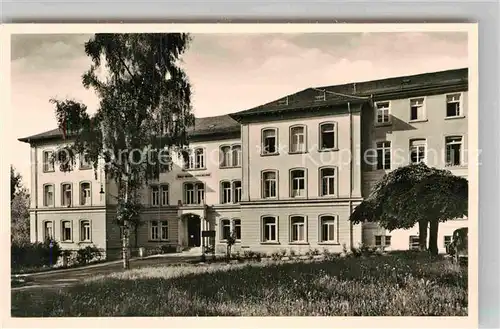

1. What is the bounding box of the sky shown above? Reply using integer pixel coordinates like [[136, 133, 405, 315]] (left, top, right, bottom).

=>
[[10, 32, 468, 190]]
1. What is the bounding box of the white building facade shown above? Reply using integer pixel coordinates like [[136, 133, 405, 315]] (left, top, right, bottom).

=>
[[19, 68, 469, 259]]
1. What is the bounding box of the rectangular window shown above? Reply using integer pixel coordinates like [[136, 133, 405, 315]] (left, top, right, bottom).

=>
[[80, 153, 92, 169], [161, 221, 168, 240], [233, 219, 241, 240], [320, 216, 336, 242], [150, 221, 159, 240], [43, 151, 55, 172], [160, 185, 169, 206], [151, 186, 159, 206], [185, 184, 195, 205], [320, 168, 336, 196], [444, 235, 452, 248], [290, 126, 306, 153], [61, 184, 72, 207], [376, 102, 390, 124], [80, 220, 91, 241], [221, 182, 232, 204], [445, 136, 463, 166], [409, 139, 426, 164], [196, 183, 205, 204], [62, 221, 72, 242], [291, 170, 306, 197], [375, 235, 391, 247], [446, 93, 461, 117], [80, 183, 91, 206], [195, 149, 204, 169], [232, 145, 242, 167], [220, 146, 231, 167], [262, 217, 277, 242], [221, 219, 231, 240], [409, 236, 420, 250], [410, 98, 425, 121], [290, 216, 306, 242], [262, 172, 277, 198], [233, 181, 242, 204], [158, 150, 172, 173], [376, 141, 391, 170], [44, 222, 53, 240], [44, 185, 54, 207], [320, 123, 336, 150], [185, 148, 205, 170], [262, 129, 277, 154]]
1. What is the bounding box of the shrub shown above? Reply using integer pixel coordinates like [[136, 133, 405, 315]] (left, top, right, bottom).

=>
[[289, 249, 296, 257], [278, 249, 287, 257], [323, 248, 336, 260], [76, 245, 102, 266], [11, 239, 62, 271], [271, 251, 281, 261], [243, 250, 255, 260], [160, 245, 176, 254], [254, 252, 263, 262]]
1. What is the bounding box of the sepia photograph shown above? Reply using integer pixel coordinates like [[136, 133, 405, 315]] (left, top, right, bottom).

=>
[[5, 24, 477, 321]]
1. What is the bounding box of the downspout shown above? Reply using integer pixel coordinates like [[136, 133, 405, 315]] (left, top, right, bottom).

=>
[[348, 102, 354, 250], [32, 141, 39, 242]]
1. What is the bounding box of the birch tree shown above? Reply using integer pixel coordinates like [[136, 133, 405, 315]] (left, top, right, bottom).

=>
[[50, 33, 194, 268]]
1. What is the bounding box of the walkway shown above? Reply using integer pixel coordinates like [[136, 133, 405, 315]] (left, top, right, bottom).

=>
[[11, 254, 201, 292]]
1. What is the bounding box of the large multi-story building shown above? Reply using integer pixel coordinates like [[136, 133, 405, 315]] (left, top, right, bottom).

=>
[[19, 67, 469, 259]]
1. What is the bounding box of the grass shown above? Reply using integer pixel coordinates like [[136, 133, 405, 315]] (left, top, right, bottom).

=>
[[11, 252, 467, 316]]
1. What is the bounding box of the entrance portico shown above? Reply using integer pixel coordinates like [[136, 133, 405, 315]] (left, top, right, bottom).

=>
[[177, 205, 209, 251]]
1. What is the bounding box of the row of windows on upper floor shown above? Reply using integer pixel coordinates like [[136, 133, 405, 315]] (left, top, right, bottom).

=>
[[41, 133, 465, 208], [42, 152, 93, 173], [40, 121, 337, 174], [42, 182, 93, 207], [147, 166, 338, 207], [39, 95, 465, 174], [149, 180, 241, 206], [260, 122, 337, 156], [375, 93, 465, 125], [40, 145, 242, 173], [43, 219, 91, 243], [374, 135, 466, 170], [42, 166, 338, 208]]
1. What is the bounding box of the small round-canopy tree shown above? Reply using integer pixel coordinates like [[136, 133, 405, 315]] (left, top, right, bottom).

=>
[[350, 163, 468, 255], [50, 33, 194, 269]]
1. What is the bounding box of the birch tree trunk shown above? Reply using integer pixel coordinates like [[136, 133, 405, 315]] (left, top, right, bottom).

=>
[[122, 161, 131, 269]]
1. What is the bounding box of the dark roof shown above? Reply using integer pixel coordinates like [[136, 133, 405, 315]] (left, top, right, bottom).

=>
[[231, 67, 468, 119], [19, 68, 468, 144], [18, 114, 240, 144]]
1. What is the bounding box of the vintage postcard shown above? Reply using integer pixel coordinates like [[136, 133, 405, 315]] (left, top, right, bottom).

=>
[[2, 23, 478, 327]]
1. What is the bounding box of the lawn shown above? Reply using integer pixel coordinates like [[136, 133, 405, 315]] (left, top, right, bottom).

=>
[[11, 252, 468, 316]]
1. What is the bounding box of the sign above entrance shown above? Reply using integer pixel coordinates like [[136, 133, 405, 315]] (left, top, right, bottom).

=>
[[202, 230, 216, 238], [176, 172, 211, 179]]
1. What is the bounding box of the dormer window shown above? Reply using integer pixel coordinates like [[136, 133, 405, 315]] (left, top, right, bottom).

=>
[[277, 97, 289, 106], [314, 90, 326, 102]]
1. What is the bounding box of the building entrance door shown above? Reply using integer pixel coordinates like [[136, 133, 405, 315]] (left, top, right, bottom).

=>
[[187, 215, 201, 247]]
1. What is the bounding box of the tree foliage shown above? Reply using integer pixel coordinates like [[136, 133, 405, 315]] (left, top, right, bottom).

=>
[[350, 163, 468, 255], [50, 33, 194, 268], [11, 166, 22, 201], [11, 166, 30, 244]]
